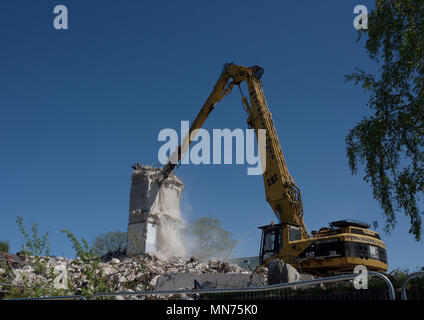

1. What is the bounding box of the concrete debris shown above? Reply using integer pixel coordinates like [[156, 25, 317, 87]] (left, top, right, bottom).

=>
[[154, 273, 266, 291], [0, 252, 25, 268], [2, 253, 262, 299], [267, 259, 315, 286], [267, 259, 300, 285]]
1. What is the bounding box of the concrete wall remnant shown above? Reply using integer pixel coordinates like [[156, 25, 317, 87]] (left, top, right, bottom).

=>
[[126, 163, 185, 258]]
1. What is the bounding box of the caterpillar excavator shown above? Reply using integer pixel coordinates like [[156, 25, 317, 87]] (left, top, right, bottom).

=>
[[161, 63, 388, 275]]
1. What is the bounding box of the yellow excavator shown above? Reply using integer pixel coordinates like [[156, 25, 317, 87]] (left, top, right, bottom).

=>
[[161, 63, 388, 275]]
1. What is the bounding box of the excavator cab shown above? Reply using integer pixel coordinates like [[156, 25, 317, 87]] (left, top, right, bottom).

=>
[[259, 223, 294, 265], [259, 224, 282, 264], [259, 222, 304, 265]]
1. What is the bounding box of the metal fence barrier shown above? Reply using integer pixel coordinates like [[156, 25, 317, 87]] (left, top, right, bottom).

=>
[[401, 272, 424, 300], [90, 271, 396, 300], [0, 272, 395, 300]]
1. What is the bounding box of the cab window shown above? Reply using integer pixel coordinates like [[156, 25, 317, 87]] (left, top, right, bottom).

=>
[[260, 229, 281, 262], [289, 226, 301, 241]]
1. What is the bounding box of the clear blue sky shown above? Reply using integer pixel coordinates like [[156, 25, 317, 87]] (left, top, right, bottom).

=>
[[0, 0, 422, 271]]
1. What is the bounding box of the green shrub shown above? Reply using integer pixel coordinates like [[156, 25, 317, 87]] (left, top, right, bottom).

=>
[[16, 216, 50, 257], [61, 229, 110, 297], [0, 241, 9, 253]]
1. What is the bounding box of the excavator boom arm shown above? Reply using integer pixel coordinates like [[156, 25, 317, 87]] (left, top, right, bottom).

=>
[[162, 63, 308, 238], [161, 66, 234, 178]]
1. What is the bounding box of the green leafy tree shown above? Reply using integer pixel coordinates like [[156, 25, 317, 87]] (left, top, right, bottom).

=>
[[346, 0, 424, 240], [0, 241, 9, 253], [187, 216, 236, 260], [92, 230, 127, 256]]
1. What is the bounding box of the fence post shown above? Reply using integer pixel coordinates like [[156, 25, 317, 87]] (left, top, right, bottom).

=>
[[401, 272, 424, 300], [367, 271, 396, 300]]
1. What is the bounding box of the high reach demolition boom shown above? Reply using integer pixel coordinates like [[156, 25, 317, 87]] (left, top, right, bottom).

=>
[[161, 63, 388, 274], [162, 63, 309, 240]]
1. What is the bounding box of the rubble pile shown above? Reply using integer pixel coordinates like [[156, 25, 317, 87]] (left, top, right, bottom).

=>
[[1, 253, 261, 299]]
